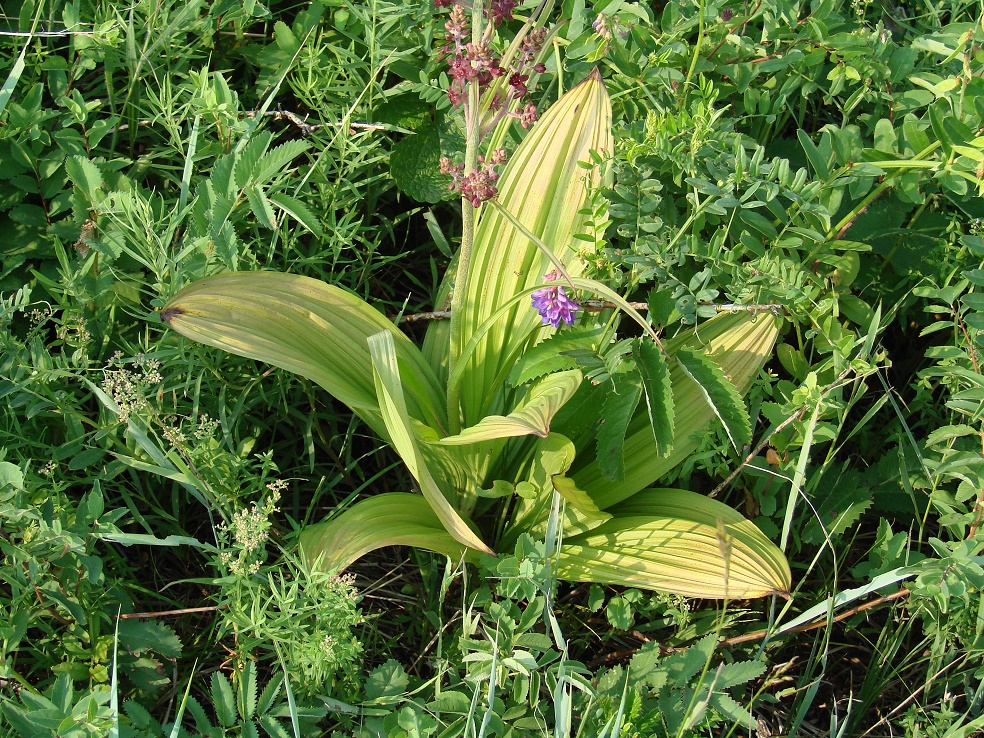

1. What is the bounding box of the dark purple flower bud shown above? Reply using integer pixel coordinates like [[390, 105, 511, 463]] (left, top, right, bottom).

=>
[[531, 271, 579, 328], [721, 7, 734, 21]]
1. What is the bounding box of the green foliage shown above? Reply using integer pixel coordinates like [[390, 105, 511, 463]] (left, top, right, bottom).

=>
[[4, 0, 984, 733]]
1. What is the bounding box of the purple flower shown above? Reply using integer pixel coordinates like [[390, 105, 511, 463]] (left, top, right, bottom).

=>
[[531, 271, 579, 328]]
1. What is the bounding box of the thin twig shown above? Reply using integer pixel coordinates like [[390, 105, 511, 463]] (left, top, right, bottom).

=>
[[709, 406, 809, 498], [0, 29, 94, 36], [120, 605, 221, 619], [105, 109, 398, 136], [719, 587, 910, 647]]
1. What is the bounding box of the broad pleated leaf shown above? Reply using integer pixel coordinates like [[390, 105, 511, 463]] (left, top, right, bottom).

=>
[[558, 488, 791, 599], [435, 370, 581, 445], [597, 369, 643, 481], [572, 310, 779, 509], [299, 493, 476, 572], [613, 488, 790, 587], [160, 272, 446, 437], [448, 69, 612, 426], [553, 475, 611, 529], [635, 339, 674, 457], [368, 331, 493, 556], [675, 346, 751, 453]]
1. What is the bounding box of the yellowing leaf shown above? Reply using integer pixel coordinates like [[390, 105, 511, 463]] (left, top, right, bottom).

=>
[[368, 331, 493, 556], [434, 370, 581, 445], [300, 493, 477, 572], [559, 488, 791, 599], [160, 272, 446, 437]]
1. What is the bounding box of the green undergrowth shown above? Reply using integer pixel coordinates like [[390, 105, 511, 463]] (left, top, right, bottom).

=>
[[2, 0, 984, 735]]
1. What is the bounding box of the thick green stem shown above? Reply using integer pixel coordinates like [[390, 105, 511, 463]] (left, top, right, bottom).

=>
[[447, 0, 485, 436]]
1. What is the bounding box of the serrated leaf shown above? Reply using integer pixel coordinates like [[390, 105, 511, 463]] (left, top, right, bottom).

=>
[[238, 661, 258, 721], [365, 659, 409, 702], [390, 119, 451, 203], [508, 327, 602, 386], [258, 714, 293, 738], [211, 673, 237, 728], [185, 696, 214, 734], [234, 131, 273, 187], [802, 467, 873, 545], [675, 346, 751, 453], [711, 692, 756, 729], [117, 620, 182, 658], [256, 674, 283, 716], [713, 659, 766, 690], [661, 634, 716, 685], [368, 331, 492, 555], [435, 370, 581, 445], [251, 140, 311, 186], [647, 287, 676, 327], [429, 691, 472, 713], [246, 185, 277, 229], [268, 192, 324, 238], [300, 493, 478, 573], [161, 272, 446, 439], [65, 156, 104, 202], [597, 370, 643, 481], [636, 340, 674, 457], [571, 311, 778, 510]]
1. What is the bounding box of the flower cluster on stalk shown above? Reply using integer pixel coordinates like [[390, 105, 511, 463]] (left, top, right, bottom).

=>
[[436, 0, 548, 206], [440, 149, 507, 206], [531, 271, 580, 328]]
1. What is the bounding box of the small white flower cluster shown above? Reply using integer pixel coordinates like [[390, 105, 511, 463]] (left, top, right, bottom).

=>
[[101, 352, 163, 424], [217, 481, 285, 577]]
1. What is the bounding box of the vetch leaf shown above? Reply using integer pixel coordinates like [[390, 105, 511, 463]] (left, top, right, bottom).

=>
[[635, 340, 674, 457], [797, 129, 831, 179], [675, 347, 751, 453]]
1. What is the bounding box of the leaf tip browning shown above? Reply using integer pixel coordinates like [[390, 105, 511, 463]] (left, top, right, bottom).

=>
[[159, 305, 185, 325]]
